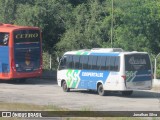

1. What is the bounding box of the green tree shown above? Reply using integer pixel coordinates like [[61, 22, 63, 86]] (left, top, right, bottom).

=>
[[56, 0, 112, 55], [0, 0, 16, 23], [114, 0, 160, 54], [0, 0, 160, 70], [15, 0, 72, 53]]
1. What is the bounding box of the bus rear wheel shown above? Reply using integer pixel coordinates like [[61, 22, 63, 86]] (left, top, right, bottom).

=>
[[97, 84, 106, 96], [11, 79, 26, 84], [122, 91, 133, 96], [62, 81, 70, 92]]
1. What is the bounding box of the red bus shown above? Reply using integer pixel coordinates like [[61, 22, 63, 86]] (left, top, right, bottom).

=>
[[0, 23, 42, 82]]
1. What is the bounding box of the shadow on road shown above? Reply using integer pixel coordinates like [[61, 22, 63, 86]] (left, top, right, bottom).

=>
[[1, 78, 160, 99], [128, 90, 160, 99], [0, 78, 57, 85], [69, 89, 160, 99]]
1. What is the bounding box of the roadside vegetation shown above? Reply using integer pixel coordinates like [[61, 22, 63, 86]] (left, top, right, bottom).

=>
[[0, 102, 156, 120], [0, 0, 160, 76], [0, 102, 67, 111]]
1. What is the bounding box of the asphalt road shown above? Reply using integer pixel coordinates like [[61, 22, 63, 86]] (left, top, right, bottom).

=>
[[0, 78, 160, 111]]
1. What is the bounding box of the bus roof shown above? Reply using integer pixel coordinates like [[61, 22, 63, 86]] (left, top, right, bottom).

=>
[[0, 23, 39, 32], [64, 48, 148, 56]]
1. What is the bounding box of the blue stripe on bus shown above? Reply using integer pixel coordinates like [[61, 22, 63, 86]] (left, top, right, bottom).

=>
[[90, 53, 119, 56], [133, 70, 152, 82], [78, 70, 110, 90], [132, 76, 152, 82], [14, 43, 40, 48], [0, 47, 9, 73]]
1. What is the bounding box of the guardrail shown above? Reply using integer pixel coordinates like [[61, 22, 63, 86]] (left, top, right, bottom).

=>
[[41, 70, 57, 79]]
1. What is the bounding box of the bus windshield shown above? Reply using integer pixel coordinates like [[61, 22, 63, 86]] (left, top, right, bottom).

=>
[[125, 54, 151, 71], [0, 32, 9, 46]]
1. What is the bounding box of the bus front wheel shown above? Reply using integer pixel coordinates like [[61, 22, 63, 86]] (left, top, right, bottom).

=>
[[12, 79, 26, 84], [62, 81, 70, 92], [97, 84, 106, 96]]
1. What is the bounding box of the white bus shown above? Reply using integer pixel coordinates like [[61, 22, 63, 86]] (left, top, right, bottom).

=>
[[57, 48, 153, 96]]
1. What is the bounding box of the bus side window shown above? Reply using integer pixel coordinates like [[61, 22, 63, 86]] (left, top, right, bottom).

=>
[[92, 56, 97, 70], [82, 55, 88, 69], [110, 56, 120, 71], [67, 55, 73, 69], [73, 55, 80, 69], [97, 56, 102, 70], [101, 56, 106, 70], [106, 56, 110, 70], [59, 56, 67, 70], [0, 33, 9, 46], [114, 57, 120, 71], [110, 57, 116, 71], [79, 56, 83, 69], [88, 56, 93, 70]]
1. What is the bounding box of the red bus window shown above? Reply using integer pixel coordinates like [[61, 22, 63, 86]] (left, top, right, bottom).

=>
[[0, 32, 9, 46]]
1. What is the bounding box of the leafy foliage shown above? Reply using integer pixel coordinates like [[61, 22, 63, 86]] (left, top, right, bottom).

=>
[[0, 0, 160, 70]]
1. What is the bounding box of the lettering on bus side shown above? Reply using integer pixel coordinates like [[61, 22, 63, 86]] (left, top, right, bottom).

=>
[[14, 30, 40, 43], [82, 72, 103, 78]]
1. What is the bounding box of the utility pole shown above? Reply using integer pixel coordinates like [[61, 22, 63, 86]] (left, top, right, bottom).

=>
[[50, 54, 52, 70], [154, 53, 160, 79], [111, 0, 114, 48]]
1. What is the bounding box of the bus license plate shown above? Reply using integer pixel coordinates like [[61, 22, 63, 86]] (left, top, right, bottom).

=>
[[134, 82, 145, 86]]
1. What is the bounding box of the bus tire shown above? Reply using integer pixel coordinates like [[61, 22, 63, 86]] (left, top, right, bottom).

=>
[[97, 84, 106, 96], [17, 79, 26, 83], [122, 91, 133, 96], [62, 81, 70, 92], [11, 79, 26, 84]]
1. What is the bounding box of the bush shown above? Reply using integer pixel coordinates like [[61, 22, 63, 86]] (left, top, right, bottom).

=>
[[42, 52, 58, 71]]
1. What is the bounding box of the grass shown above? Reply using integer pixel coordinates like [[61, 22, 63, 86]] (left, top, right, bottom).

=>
[[62, 117, 152, 120], [0, 102, 66, 111], [0, 102, 159, 120]]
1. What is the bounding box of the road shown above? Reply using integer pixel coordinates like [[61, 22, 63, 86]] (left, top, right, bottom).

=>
[[0, 78, 160, 111]]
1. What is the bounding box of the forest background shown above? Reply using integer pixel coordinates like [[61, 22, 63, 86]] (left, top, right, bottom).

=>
[[0, 0, 160, 77]]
